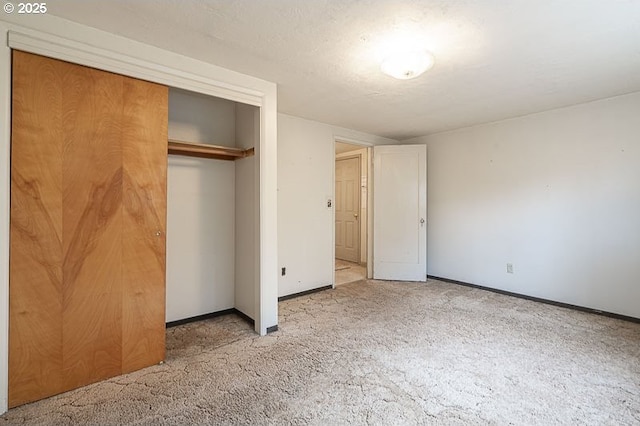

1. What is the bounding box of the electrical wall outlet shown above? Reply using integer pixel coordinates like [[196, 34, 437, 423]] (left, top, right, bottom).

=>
[[281, 267, 286, 276], [506, 263, 514, 274]]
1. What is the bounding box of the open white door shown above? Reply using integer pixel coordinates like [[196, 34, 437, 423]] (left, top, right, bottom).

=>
[[373, 145, 427, 281]]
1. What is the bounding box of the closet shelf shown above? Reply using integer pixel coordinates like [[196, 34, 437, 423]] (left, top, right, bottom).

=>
[[168, 139, 255, 161]]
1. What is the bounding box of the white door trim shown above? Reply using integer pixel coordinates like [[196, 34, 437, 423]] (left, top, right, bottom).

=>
[[0, 21, 279, 413], [7, 31, 264, 106]]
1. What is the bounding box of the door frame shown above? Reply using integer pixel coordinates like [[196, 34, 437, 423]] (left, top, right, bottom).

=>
[[0, 19, 278, 413], [335, 154, 361, 264], [333, 137, 374, 285]]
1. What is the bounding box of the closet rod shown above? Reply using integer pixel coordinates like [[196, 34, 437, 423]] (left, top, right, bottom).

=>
[[168, 139, 255, 161]]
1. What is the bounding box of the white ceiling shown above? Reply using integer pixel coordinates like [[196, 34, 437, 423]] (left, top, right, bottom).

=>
[[48, 1, 640, 140]]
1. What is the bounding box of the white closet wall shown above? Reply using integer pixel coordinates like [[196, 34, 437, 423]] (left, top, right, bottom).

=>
[[166, 89, 237, 322], [168, 89, 236, 144], [234, 104, 260, 318]]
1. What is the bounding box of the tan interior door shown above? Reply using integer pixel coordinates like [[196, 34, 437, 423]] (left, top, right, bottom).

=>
[[9, 51, 168, 407], [335, 156, 361, 263]]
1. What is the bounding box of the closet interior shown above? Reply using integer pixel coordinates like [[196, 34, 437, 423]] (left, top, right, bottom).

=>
[[166, 88, 259, 325]]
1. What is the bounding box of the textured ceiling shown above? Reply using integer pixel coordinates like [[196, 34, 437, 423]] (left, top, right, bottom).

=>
[[48, 1, 640, 140]]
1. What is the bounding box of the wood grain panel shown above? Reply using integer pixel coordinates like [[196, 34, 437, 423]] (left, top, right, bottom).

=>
[[10, 51, 168, 406], [9, 50, 65, 408], [121, 78, 168, 372], [61, 61, 124, 390]]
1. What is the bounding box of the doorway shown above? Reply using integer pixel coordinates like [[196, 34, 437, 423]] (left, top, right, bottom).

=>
[[335, 141, 370, 285]]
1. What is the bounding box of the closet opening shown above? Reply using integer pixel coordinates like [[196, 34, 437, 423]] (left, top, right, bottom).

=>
[[3, 31, 278, 411], [166, 88, 259, 328]]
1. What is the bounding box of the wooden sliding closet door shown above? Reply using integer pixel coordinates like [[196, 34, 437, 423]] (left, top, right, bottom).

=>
[[9, 51, 168, 407]]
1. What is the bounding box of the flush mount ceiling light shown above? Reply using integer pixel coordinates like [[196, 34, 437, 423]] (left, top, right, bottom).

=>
[[380, 50, 435, 80]]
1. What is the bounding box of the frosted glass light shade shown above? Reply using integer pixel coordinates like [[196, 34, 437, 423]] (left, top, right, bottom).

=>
[[380, 50, 435, 80]]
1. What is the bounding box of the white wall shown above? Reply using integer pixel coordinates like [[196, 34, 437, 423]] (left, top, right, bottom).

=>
[[168, 88, 237, 146], [166, 157, 235, 322], [235, 103, 260, 318], [278, 114, 396, 297], [404, 92, 640, 318], [166, 89, 237, 322], [0, 18, 9, 417]]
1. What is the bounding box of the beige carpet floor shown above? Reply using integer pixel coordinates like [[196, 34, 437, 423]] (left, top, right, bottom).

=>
[[2, 279, 639, 425]]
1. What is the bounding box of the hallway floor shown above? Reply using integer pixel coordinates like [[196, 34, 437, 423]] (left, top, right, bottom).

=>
[[335, 259, 366, 285]]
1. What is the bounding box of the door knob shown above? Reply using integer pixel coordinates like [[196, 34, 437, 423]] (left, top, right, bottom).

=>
[[354, 213, 358, 218], [155, 230, 163, 236], [420, 218, 425, 225]]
